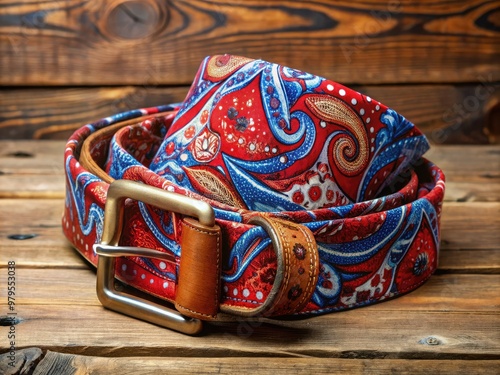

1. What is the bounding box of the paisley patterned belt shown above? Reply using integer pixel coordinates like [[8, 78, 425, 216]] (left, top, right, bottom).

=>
[[63, 55, 445, 335]]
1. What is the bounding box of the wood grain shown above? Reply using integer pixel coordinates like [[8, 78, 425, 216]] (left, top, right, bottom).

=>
[[17, 351, 500, 375], [0, 141, 493, 175], [0, 0, 498, 86], [2, 305, 498, 358], [0, 347, 42, 375], [1, 266, 498, 312], [1, 142, 499, 200], [0, 0, 499, 363], [0, 141, 498, 370], [1, 84, 498, 142], [0, 87, 188, 140], [0, 200, 498, 270]]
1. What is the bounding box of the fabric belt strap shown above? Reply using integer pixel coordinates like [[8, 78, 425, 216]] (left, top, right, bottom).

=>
[[63, 55, 445, 334]]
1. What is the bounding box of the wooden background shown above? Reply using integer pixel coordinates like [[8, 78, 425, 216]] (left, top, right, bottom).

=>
[[0, 0, 499, 142]]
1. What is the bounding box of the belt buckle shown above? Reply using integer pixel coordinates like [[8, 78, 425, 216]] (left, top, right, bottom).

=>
[[94, 179, 215, 335]]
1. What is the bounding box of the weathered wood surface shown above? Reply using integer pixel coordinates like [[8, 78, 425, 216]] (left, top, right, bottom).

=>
[[1, 84, 498, 142], [1, 266, 498, 311], [1, 349, 498, 375], [1, 0, 498, 86], [2, 141, 499, 200], [0, 141, 499, 373], [1, 199, 499, 270], [0, 87, 189, 140], [1, 0, 499, 142]]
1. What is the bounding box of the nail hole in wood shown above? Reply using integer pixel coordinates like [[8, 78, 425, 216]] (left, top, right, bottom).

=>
[[0, 316, 23, 326], [8, 151, 34, 158], [8, 234, 37, 240]]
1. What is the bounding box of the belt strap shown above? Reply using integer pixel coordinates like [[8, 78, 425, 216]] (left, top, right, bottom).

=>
[[63, 55, 446, 334]]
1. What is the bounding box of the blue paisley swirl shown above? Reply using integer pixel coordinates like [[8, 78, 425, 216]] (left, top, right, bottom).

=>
[[281, 66, 323, 90], [314, 206, 407, 266], [309, 195, 439, 308], [380, 108, 415, 140], [222, 227, 271, 283], [356, 108, 430, 201], [224, 110, 316, 173], [138, 202, 181, 256], [65, 157, 104, 241], [388, 198, 439, 268], [225, 156, 304, 212]]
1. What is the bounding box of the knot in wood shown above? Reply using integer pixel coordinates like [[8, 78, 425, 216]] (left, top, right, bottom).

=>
[[105, 0, 167, 40]]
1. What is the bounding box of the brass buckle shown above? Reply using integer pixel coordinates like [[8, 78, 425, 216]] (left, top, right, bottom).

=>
[[94, 179, 215, 335]]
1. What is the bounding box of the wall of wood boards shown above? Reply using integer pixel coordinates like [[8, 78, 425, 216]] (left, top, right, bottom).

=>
[[0, 0, 499, 142]]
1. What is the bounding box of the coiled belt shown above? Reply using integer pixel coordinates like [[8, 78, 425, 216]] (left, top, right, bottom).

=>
[[63, 55, 445, 335]]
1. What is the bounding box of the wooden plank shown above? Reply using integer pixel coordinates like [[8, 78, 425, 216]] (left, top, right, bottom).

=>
[[1, 142, 499, 201], [426, 146, 500, 179], [1, 143, 498, 180], [0, 1, 498, 86], [0, 140, 66, 198], [439, 250, 500, 274], [0, 140, 64, 174], [1, 265, 498, 312], [440, 202, 500, 251], [1, 84, 498, 142], [1, 199, 500, 260], [1, 142, 498, 178], [0, 200, 498, 269], [0, 199, 84, 268], [444, 182, 500, 203], [0, 347, 43, 375], [0, 176, 64, 199], [21, 351, 499, 375], [0, 87, 188, 140], [0, 304, 497, 358]]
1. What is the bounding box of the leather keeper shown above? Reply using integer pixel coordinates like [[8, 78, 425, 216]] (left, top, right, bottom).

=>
[[250, 216, 320, 317], [175, 217, 222, 320]]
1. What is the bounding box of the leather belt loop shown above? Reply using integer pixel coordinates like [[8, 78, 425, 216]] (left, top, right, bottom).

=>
[[226, 215, 320, 317], [175, 218, 222, 320]]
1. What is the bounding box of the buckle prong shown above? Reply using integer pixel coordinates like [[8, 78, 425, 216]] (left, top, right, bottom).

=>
[[95, 180, 213, 335], [95, 244, 176, 263]]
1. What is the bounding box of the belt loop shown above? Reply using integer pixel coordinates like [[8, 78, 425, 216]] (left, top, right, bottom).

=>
[[175, 218, 222, 320], [222, 215, 320, 317]]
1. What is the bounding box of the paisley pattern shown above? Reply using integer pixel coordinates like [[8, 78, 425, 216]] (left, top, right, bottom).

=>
[[151, 55, 429, 208], [62, 55, 445, 316], [304, 94, 369, 176]]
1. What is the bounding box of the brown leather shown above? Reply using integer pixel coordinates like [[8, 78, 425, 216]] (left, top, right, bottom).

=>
[[258, 216, 320, 316], [222, 215, 319, 317], [80, 112, 175, 183], [175, 217, 222, 320]]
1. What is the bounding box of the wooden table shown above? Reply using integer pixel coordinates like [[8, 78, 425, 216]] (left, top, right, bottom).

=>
[[0, 141, 498, 374]]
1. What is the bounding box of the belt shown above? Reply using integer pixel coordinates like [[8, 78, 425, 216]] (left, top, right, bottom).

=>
[[63, 55, 445, 335]]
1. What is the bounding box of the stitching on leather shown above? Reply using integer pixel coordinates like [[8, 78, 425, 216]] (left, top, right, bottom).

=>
[[183, 219, 219, 236], [176, 302, 216, 318], [180, 219, 220, 318], [272, 218, 291, 313], [298, 225, 318, 309], [222, 296, 262, 305]]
